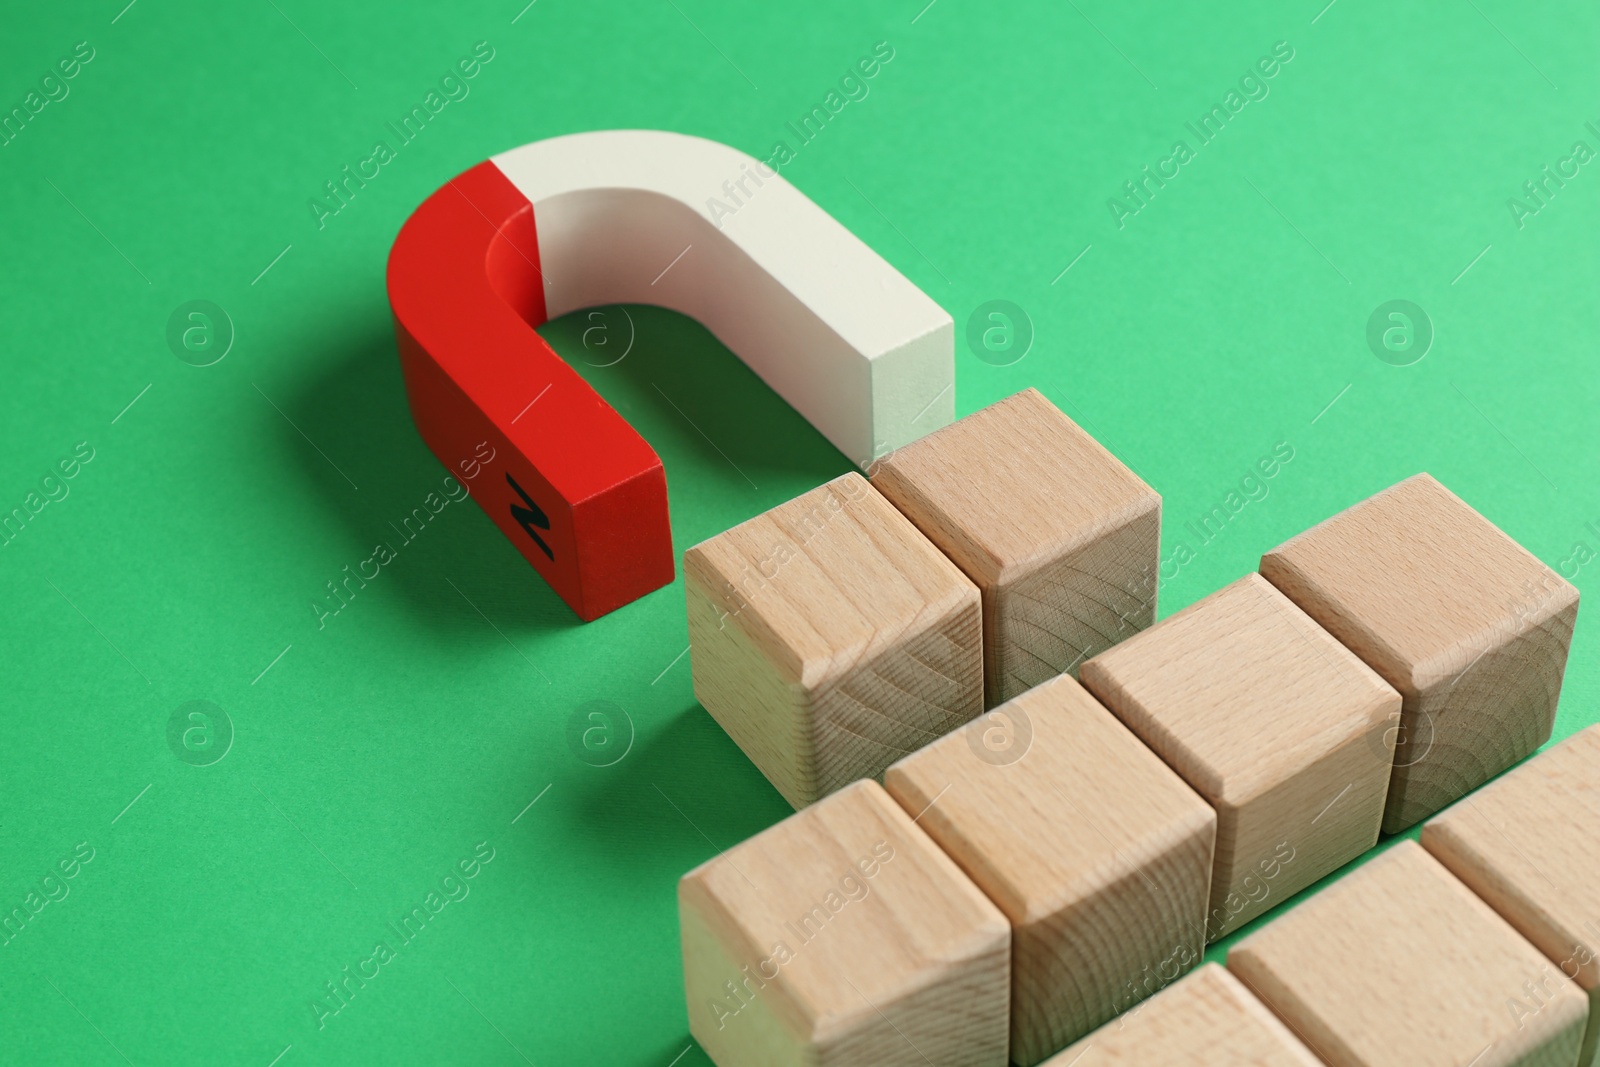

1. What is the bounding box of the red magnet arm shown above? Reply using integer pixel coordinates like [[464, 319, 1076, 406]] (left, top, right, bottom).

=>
[[387, 160, 672, 622]]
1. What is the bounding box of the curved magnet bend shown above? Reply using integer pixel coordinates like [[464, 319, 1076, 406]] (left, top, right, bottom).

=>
[[387, 129, 955, 621]]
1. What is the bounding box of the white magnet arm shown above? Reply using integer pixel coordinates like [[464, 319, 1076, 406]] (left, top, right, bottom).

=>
[[490, 130, 954, 470]]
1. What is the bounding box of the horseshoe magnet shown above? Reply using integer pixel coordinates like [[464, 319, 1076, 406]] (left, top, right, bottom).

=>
[[387, 129, 954, 621]]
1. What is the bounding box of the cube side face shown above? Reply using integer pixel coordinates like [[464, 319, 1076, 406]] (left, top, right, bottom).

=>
[[1385, 596, 1579, 832], [679, 781, 1011, 1067], [684, 473, 983, 807], [882, 675, 1215, 1063], [1260, 474, 1581, 833], [1421, 726, 1600, 994], [1227, 841, 1590, 1067], [991, 503, 1159, 704], [812, 941, 1009, 1067], [882, 675, 1216, 923], [1079, 574, 1399, 939], [686, 571, 816, 807], [811, 598, 983, 800], [1010, 821, 1212, 1063], [869, 387, 1160, 709], [1203, 723, 1391, 940], [1041, 964, 1324, 1067], [681, 879, 812, 1067]]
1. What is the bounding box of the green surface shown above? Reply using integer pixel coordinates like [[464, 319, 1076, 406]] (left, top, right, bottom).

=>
[[1, 0, 1596, 1063]]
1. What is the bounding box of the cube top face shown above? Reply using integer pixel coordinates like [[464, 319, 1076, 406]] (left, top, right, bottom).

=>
[[1423, 725, 1600, 991], [1260, 473, 1577, 690], [1228, 841, 1589, 1067], [683, 472, 978, 689], [1082, 573, 1398, 804], [868, 387, 1158, 586], [1044, 964, 1322, 1066], [679, 780, 1009, 1057], [883, 673, 1215, 927]]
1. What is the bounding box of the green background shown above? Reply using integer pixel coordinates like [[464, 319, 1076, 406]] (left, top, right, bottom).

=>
[[2, 0, 1596, 1063]]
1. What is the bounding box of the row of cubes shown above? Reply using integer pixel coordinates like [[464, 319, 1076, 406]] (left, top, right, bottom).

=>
[[687, 388, 1577, 831], [1066, 726, 1599, 1066], [684, 725, 1599, 1066], [677, 388, 1583, 1065]]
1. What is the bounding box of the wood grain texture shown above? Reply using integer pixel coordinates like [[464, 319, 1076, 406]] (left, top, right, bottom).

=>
[[1043, 963, 1323, 1066], [679, 779, 1010, 1067], [1260, 473, 1580, 833], [882, 673, 1215, 1065], [684, 473, 983, 809], [869, 387, 1160, 707], [1423, 725, 1600, 1067], [1229, 840, 1589, 1067], [1081, 573, 1400, 939]]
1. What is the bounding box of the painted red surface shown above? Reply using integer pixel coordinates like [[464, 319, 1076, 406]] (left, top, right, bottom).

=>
[[387, 160, 673, 621]]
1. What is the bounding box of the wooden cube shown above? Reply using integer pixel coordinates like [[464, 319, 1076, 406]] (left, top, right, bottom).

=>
[[1423, 725, 1600, 1067], [1080, 573, 1400, 940], [883, 673, 1216, 1064], [869, 387, 1160, 707], [1043, 963, 1322, 1066], [1229, 840, 1589, 1067], [678, 779, 1010, 1067], [1261, 473, 1580, 833], [685, 472, 983, 808]]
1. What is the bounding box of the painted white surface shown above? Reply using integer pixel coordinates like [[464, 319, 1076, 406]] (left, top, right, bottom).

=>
[[492, 130, 953, 469]]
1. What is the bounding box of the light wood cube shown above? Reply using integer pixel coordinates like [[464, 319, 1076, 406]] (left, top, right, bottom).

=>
[[1423, 725, 1600, 1067], [678, 779, 1010, 1067], [869, 387, 1160, 707], [1081, 573, 1400, 940], [685, 472, 983, 808], [1229, 840, 1589, 1067], [883, 673, 1216, 1064], [1043, 963, 1322, 1066], [1261, 473, 1580, 832]]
